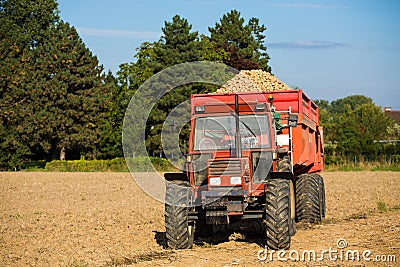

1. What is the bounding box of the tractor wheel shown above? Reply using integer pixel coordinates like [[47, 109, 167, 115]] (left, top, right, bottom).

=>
[[288, 180, 297, 236], [165, 181, 194, 249], [295, 174, 326, 223], [315, 174, 326, 219], [265, 179, 292, 250], [277, 156, 296, 236]]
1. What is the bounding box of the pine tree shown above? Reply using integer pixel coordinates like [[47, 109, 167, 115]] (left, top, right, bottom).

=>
[[209, 10, 271, 72], [25, 21, 108, 160], [98, 71, 124, 158], [153, 15, 199, 70], [0, 0, 60, 169], [0, 0, 109, 168]]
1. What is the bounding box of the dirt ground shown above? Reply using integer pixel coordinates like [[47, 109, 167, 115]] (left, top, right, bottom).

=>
[[1, 171, 399, 267]]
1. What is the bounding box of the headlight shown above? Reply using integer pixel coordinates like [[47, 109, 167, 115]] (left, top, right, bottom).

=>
[[230, 176, 242, 185], [209, 177, 221, 185], [255, 103, 266, 111]]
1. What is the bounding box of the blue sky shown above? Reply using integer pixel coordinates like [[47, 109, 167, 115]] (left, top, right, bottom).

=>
[[58, 0, 400, 109]]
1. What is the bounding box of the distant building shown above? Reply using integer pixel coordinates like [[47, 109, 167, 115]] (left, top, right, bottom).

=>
[[384, 107, 400, 125]]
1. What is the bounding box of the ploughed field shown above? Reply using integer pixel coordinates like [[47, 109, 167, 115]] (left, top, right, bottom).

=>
[[1, 172, 399, 266]]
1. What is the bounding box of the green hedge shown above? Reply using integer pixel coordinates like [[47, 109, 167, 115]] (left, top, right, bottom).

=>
[[44, 157, 178, 172]]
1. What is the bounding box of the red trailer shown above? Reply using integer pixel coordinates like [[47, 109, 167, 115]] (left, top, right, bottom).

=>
[[164, 90, 325, 250], [266, 90, 324, 175]]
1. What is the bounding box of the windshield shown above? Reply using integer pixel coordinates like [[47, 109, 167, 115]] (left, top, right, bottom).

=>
[[194, 114, 270, 151]]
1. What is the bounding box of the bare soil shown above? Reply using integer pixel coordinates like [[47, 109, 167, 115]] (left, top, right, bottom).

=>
[[1, 171, 399, 266]]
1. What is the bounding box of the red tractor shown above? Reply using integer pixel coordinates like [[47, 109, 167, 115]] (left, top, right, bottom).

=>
[[164, 90, 325, 250]]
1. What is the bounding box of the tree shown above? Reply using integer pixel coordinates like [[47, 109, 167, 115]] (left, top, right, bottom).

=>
[[0, 0, 60, 169], [209, 10, 271, 71], [152, 15, 199, 71], [98, 71, 123, 159], [0, 0, 109, 168], [30, 21, 108, 160], [329, 95, 373, 115], [316, 95, 374, 145], [315, 95, 397, 164], [329, 103, 394, 161], [314, 99, 330, 126]]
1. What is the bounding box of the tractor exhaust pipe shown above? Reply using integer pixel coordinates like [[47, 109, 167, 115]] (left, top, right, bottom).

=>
[[234, 94, 242, 158]]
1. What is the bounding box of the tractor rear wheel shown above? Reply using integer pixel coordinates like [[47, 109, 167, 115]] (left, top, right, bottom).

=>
[[295, 174, 326, 223], [265, 178, 292, 250], [165, 181, 194, 249], [316, 174, 326, 219]]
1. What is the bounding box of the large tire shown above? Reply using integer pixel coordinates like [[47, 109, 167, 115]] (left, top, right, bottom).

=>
[[316, 174, 326, 219], [265, 179, 292, 250], [165, 181, 194, 249], [277, 156, 296, 236], [288, 180, 297, 236], [295, 174, 326, 223]]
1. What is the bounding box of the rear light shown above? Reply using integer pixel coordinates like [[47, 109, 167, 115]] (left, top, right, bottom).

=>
[[230, 176, 242, 185], [195, 106, 205, 113], [209, 177, 221, 185]]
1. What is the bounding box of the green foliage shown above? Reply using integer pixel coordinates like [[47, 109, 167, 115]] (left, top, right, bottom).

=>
[[209, 10, 271, 71], [98, 71, 123, 159], [0, 0, 60, 169], [329, 95, 373, 115], [44, 157, 176, 172], [316, 95, 399, 166], [377, 200, 388, 212], [45, 158, 127, 172], [26, 21, 108, 159], [334, 104, 389, 158], [0, 0, 111, 169]]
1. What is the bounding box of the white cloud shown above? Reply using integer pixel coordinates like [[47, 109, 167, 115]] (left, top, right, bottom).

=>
[[77, 27, 161, 39], [273, 3, 338, 9], [268, 41, 348, 49]]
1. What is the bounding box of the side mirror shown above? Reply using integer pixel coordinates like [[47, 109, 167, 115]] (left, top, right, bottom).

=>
[[288, 114, 298, 127]]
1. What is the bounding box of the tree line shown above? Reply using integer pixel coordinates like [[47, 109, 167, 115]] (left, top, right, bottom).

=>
[[1, 0, 398, 170], [315, 96, 400, 165]]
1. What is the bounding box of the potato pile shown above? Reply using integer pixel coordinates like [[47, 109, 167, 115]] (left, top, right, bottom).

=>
[[217, 69, 292, 93]]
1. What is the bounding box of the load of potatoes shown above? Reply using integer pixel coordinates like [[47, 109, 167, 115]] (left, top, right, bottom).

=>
[[217, 69, 292, 93]]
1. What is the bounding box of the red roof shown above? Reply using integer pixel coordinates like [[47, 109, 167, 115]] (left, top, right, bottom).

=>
[[385, 110, 400, 124]]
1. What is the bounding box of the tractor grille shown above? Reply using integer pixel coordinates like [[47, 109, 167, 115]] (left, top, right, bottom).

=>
[[209, 160, 242, 176]]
